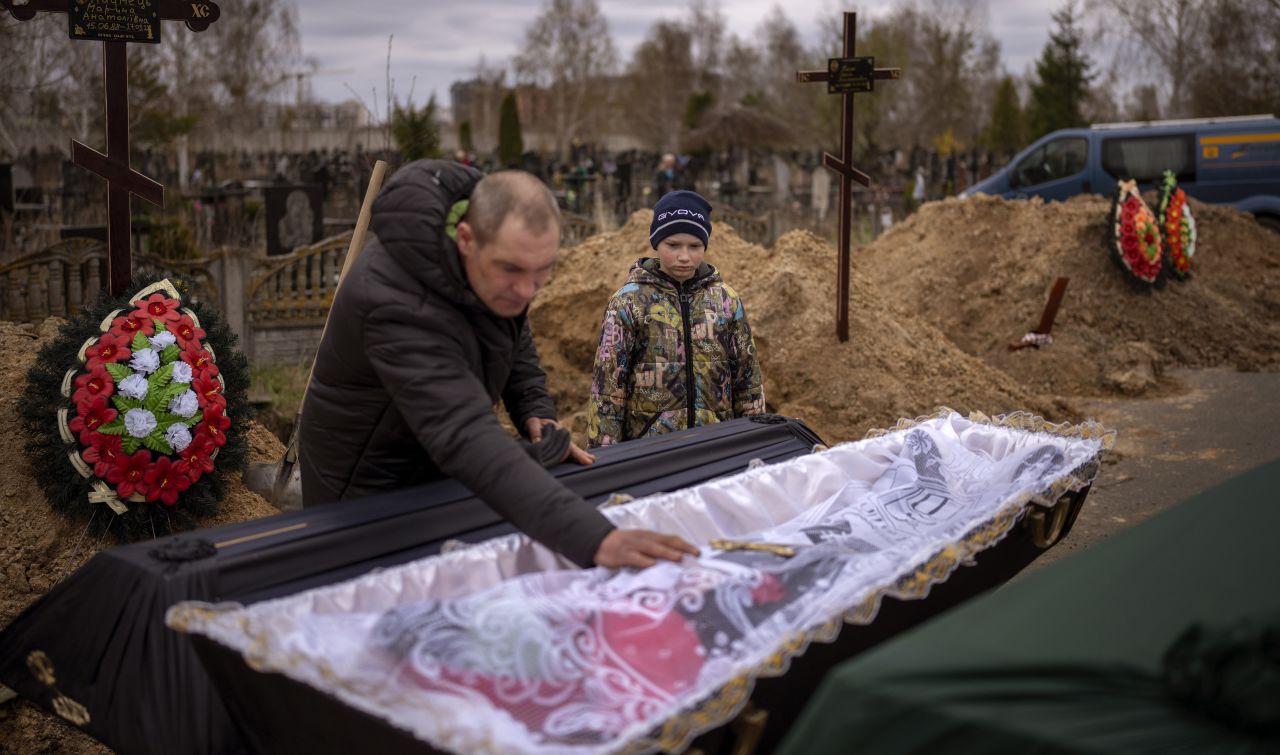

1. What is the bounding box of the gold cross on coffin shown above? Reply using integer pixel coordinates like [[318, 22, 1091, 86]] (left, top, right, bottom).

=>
[[796, 11, 900, 342], [2, 0, 222, 297]]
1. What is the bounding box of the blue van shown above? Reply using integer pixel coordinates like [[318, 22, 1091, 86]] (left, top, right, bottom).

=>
[[962, 115, 1280, 232]]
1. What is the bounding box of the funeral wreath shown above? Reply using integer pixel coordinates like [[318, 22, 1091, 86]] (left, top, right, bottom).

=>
[[1108, 179, 1163, 285], [1157, 170, 1196, 280], [22, 278, 249, 541]]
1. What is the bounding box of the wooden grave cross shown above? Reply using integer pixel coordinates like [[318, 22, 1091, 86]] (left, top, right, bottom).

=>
[[796, 11, 900, 342], [1, 0, 222, 297]]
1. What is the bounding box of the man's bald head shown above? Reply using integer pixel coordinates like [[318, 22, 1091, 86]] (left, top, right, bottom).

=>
[[467, 170, 560, 247]]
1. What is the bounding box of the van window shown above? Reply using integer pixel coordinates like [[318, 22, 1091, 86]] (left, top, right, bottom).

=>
[[1101, 134, 1195, 182], [1010, 138, 1088, 188]]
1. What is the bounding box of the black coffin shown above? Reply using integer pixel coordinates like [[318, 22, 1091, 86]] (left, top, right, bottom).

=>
[[0, 415, 824, 755], [189, 484, 1093, 755]]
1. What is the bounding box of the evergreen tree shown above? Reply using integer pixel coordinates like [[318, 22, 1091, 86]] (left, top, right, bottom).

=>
[[458, 120, 474, 153], [983, 76, 1025, 154], [683, 90, 715, 130], [390, 95, 443, 162], [1027, 0, 1094, 139], [498, 91, 524, 167]]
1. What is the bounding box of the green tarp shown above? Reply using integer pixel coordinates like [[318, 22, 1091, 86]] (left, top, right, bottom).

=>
[[778, 458, 1280, 754]]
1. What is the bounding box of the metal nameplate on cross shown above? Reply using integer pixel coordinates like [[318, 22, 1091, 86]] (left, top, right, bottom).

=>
[[2, 0, 221, 297], [796, 11, 900, 342]]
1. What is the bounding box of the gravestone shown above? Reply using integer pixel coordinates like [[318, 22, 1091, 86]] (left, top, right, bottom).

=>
[[0, 164, 12, 214], [265, 184, 323, 256]]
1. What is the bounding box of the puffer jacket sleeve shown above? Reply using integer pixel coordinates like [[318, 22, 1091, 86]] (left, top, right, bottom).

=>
[[729, 292, 766, 417], [587, 292, 636, 448], [363, 298, 615, 567], [502, 318, 557, 435]]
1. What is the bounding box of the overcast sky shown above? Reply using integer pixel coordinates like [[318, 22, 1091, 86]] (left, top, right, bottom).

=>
[[296, 0, 1066, 112]]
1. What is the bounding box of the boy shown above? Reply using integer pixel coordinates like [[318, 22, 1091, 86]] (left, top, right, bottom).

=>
[[588, 190, 765, 448]]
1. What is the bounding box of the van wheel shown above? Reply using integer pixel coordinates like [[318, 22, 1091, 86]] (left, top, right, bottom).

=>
[[1257, 215, 1280, 235]]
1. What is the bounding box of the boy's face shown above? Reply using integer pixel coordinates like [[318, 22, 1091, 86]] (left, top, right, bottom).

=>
[[656, 233, 705, 283], [456, 216, 558, 317]]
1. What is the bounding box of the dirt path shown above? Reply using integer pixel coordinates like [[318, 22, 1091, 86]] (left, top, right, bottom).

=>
[[1031, 367, 1280, 571]]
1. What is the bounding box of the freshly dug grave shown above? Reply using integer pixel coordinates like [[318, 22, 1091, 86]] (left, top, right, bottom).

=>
[[531, 212, 1057, 445], [858, 194, 1280, 397], [0, 318, 283, 754]]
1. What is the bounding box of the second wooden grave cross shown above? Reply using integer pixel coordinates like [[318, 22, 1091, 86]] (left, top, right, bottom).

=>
[[1, 0, 222, 297], [796, 11, 900, 342]]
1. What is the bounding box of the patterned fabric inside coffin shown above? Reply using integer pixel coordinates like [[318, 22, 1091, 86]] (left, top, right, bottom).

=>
[[168, 412, 1112, 755]]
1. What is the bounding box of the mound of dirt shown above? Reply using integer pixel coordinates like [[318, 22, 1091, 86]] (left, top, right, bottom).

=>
[[531, 212, 1056, 445], [858, 194, 1280, 397]]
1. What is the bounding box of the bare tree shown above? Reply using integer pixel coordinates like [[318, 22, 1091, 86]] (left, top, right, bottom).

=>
[[1185, 0, 1280, 117], [687, 0, 728, 95], [209, 0, 303, 128], [1098, 0, 1206, 117], [514, 0, 618, 158], [622, 21, 696, 152]]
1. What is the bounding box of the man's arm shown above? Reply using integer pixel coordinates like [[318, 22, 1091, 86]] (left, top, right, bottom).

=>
[[587, 296, 635, 448], [729, 294, 766, 417], [364, 301, 611, 566]]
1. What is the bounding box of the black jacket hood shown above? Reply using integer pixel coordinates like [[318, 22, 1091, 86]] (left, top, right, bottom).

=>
[[370, 159, 483, 308]]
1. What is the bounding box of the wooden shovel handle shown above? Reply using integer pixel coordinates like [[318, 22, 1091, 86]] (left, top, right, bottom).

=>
[[276, 160, 387, 486]]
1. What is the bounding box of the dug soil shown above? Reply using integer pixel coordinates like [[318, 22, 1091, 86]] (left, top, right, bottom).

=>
[[531, 211, 1059, 446], [0, 319, 283, 754], [857, 194, 1279, 397]]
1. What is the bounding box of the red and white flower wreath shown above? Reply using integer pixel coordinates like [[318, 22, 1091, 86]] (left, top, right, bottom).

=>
[[1108, 179, 1163, 284], [61, 281, 230, 510]]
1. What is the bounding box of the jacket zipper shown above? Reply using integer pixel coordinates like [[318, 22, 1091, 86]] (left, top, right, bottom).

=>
[[679, 285, 696, 430]]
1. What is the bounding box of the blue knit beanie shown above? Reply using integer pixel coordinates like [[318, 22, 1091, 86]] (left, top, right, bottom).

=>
[[650, 190, 713, 249]]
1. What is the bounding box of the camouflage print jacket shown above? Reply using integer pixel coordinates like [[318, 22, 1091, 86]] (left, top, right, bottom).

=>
[[588, 258, 765, 448]]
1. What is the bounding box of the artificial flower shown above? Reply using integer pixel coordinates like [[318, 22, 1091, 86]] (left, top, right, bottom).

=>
[[124, 408, 158, 438], [130, 293, 182, 324], [118, 373, 150, 400], [85, 332, 132, 370], [164, 423, 193, 453], [143, 456, 191, 506], [82, 433, 124, 478], [197, 405, 231, 447], [171, 361, 194, 384], [69, 396, 118, 444], [111, 313, 154, 337], [192, 374, 223, 407], [129, 347, 161, 375], [172, 317, 207, 350], [175, 438, 215, 481], [107, 449, 153, 499], [181, 348, 218, 378], [72, 365, 114, 412], [149, 331, 177, 351], [169, 389, 199, 418]]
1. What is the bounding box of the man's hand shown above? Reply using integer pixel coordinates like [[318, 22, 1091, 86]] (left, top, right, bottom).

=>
[[526, 417, 595, 466], [594, 529, 701, 570]]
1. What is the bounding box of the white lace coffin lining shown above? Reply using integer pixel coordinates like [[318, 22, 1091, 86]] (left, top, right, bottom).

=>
[[169, 412, 1110, 755]]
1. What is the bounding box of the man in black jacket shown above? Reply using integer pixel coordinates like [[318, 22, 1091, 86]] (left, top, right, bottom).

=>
[[300, 160, 697, 569]]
